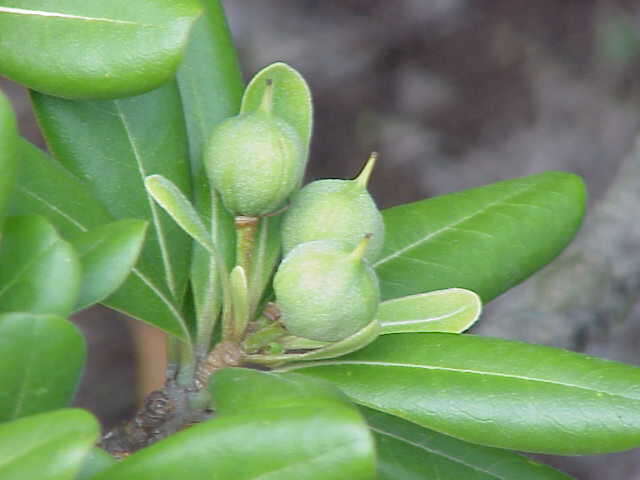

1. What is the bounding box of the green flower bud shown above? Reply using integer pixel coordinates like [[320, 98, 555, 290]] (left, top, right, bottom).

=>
[[273, 238, 380, 342], [281, 153, 384, 262], [205, 82, 305, 216]]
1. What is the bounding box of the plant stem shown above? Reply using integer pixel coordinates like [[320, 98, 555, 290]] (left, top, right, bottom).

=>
[[175, 339, 196, 388], [235, 215, 260, 277]]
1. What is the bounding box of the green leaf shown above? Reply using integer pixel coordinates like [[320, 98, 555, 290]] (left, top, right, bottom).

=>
[[76, 448, 117, 480], [282, 333, 640, 455], [0, 409, 99, 480], [249, 214, 282, 314], [228, 266, 249, 340], [10, 141, 113, 238], [210, 367, 350, 415], [177, 0, 243, 173], [97, 367, 375, 480], [248, 320, 381, 367], [176, 0, 241, 335], [0, 313, 85, 423], [31, 82, 192, 338], [375, 172, 586, 302], [365, 407, 574, 480], [97, 407, 374, 480], [144, 175, 213, 252], [378, 288, 481, 334], [9, 141, 188, 339], [241, 62, 313, 156], [0, 91, 18, 226], [69, 219, 148, 312], [0, 216, 80, 316], [0, 1, 202, 100]]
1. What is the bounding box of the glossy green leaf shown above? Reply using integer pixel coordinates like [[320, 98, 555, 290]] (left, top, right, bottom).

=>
[[0, 313, 85, 422], [241, 62, 313, 155], [0, 91, 18, 225], [9, 141, 188, 338], [282, 333, 640, 454], [378, 288, 481, 334], [144, 175, 213, 252], [365, 407, 573, 480], [0, 409, 99, 480], [176, 0, 241, 334], [0, 216, 80, 316], [10, 141, 113, 238], [98, 368, 375, 480], [0, 1, 202, 100], [375, 172, 586, 302], [76, 448, 117, 480], [31, 82, 192, 338], [210, 367, 350, 415], [69, 219, 148, 312]]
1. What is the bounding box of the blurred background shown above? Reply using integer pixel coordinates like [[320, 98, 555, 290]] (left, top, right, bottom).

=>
[[4, 0, 640, 477]]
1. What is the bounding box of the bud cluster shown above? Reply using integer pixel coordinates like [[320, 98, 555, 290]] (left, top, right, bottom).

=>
[[204, 66, 385, 353]]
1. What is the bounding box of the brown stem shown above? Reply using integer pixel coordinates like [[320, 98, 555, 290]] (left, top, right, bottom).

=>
[[100, 342, 245, 458]]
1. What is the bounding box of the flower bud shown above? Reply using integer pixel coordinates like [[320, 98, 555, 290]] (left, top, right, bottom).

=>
[[205, 82, 305, 216], [281, 153, 384, 262], [273, 237, 380, 342]]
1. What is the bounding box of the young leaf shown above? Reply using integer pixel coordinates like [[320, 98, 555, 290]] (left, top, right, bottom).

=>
[[0, 409, 99, 480], [375, 172, 586, 302], [0, 313, 85, 423], [248, 215, 282, 313], [241, 62, 313, 154], [228, 266, 249, 341], [176, 0, 242, 343], [0, 91, 18, 225], [0, 216, 80, 317], [69, 219, 148, 312], [9, 141, 190, 339], [378, 288, 481, 335], [248, 320, 381, 367], [364, 407, 574, 480], [281, 333, 640, 455], [31, 81, 193, 336], [95, 368, 375, 480], [0, 1, 202, 99], [145, 175, 213, 252]]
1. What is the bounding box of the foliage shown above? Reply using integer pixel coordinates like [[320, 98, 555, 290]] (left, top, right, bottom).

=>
[[0, 1, 635, 479]]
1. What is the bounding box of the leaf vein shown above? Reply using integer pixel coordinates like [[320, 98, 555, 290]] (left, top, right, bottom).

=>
[[371, 426, 506, 479], [0, 6, 156, 27], [374, 183, 543, 268]]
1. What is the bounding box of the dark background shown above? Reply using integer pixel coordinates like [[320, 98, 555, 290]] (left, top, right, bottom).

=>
[[4, 1, 640, 477]]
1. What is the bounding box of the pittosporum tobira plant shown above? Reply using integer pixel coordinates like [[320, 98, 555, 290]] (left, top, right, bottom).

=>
[[1, 2, 639, 479]]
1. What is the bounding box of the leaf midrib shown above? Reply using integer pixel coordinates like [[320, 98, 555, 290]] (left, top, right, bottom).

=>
[[0, 6, 157, 27], [282, 360, 639, 402], [113, 100, 178, 298], [371, 426, 508, 479], [16, 169, 187, 336], [379, 305, 469, 327], [0, 237, 61, 300], [374, 182, 545, 268]]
